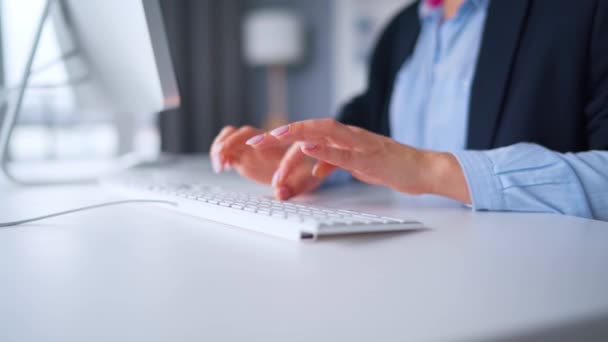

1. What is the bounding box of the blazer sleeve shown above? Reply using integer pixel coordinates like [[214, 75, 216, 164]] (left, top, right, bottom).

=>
[[586, 0, 608, 149]]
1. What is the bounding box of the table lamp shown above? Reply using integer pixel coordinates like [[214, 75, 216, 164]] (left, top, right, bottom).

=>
[[243, 9, 304, 129]]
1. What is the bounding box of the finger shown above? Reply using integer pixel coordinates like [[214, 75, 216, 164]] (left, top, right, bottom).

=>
[[299, 142, 361, 172], [274, 162, 323, 200], [272, 144, 329, 200], [210, 126, 237, 172], [346, 125, 368, 134], [214, 126, 262, 173], [272, 144, 306, 187], [275, 177, 321, 200], [211, 125, 237, 154], [248, 119, 361, 149], [218, 126, 260, 158], [312, 161, 337, 179]]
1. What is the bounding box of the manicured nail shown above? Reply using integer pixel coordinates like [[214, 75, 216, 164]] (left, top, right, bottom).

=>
[[271, 170, 281, 187], [277, 186, 292, 200], [270, 125, 289, 137], [212, 157, 221, 173], [246, 134, 264, 146], [218, 155, 228, 173], [300, 142, 317, 151]]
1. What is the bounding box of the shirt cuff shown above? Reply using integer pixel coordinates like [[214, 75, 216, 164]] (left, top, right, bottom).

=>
[[451, 151, 505, 211]]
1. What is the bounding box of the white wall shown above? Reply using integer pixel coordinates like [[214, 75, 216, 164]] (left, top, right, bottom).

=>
[[331, 0, 415, 113], [0, 1, 158, 160], [1, 0, 76, 122]]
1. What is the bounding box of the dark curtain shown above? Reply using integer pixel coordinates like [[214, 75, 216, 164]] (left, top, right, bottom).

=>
[[0, 3, 4, 89], [158, 0, 247, 153]]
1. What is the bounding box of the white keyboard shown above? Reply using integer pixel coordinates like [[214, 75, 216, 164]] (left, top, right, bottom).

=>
[[102, 168, 424, 240]]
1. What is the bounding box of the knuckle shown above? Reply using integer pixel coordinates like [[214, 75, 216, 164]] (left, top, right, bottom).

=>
[[214, 126, 234, 143], [280, 152, 304, 170], [230, 126, 254, 138], [239, 126, 259, 137], [323, 118, 339, 128], [287, 123, 299, 135], [287, 143, 301, 153], [280, 156, 297, 170], [217, 126, 236, 139], [286, 146, 303, 159], [339, 149, 352, 163], [223, 132, 245, 148], [348, 125, 364, 134]]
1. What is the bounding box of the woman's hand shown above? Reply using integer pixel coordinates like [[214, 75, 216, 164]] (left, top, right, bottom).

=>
[[210, 125, 336, 199], [210, 125, 286, 184], [245, 119, 472, 203]]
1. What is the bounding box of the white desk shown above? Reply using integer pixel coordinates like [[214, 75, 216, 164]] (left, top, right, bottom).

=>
[[1, 157, 608, 342]]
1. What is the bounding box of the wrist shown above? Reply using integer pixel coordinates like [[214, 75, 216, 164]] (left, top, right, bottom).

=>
[[423, 151, 472, 204]]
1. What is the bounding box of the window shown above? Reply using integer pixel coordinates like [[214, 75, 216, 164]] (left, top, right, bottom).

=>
[[0, 0, 159, 162], [332, 0, 415, 112]]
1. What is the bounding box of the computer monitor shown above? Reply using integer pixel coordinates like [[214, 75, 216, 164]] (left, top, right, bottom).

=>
[[52, 0, 180, 113], [0, 0, 180, 184]]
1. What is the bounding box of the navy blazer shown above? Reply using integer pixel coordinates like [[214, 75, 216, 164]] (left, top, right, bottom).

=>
[[337, 0, 608, 152]]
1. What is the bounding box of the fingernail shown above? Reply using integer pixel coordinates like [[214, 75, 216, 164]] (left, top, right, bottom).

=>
[[270, 125, 289, 137], [218, 155, 227, 173], [224, 162, 233, 172], [277, 186, 292, 200], [271, 170, 281, 187], [246, 134, 264, 146], [300, 142, 317, 151], [213, 142, 224, 154], [212, 157, 221, 173]]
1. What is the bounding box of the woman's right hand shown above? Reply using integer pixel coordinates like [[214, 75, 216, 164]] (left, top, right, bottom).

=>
[[209, 125, 336, 199]]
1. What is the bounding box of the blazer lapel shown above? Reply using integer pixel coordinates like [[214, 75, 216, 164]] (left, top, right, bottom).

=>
[[382, 3, 422, 136], [467, 0, 531, 149]]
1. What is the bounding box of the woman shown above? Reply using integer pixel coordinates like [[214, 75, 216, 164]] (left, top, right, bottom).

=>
[[210, 0, 608, 221]]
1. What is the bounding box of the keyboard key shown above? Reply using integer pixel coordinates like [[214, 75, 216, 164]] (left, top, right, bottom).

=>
[[271, 212, 287, 219]]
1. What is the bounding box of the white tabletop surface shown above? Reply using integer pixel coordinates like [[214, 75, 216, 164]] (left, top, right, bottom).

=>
[[1, 156, 608, 342]]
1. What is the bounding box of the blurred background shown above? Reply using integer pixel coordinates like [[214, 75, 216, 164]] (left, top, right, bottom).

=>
[[0, 0, 414, 164]]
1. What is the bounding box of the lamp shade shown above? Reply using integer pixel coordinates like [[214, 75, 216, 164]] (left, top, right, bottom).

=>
[[243, 9, 304, 66]]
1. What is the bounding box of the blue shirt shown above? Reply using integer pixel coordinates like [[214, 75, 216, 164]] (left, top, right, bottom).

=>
[[388, 0, 608, 221], [390, 0, 487, 151]]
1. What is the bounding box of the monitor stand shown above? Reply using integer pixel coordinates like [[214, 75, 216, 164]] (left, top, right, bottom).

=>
[[0, 0, 53, 185], [0, 0, 141, 186]]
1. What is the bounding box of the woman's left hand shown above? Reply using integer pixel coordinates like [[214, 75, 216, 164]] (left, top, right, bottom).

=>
[[246, 118, 471, 203]]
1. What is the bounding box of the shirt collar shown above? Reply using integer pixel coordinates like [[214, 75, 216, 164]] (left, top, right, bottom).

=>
[[419, 0, 489, 21]]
